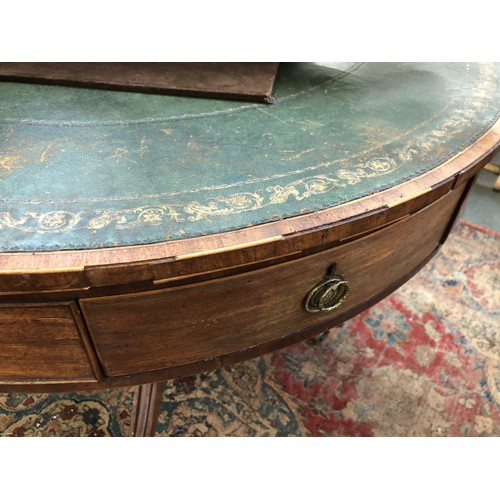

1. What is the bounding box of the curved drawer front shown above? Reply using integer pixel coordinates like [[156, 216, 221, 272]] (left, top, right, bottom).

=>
[[0, 302, 97, 383], [81, 186, 464, 377]]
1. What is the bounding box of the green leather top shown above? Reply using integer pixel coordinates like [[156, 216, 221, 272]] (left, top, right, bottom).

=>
[[1, 62, 499, 252]]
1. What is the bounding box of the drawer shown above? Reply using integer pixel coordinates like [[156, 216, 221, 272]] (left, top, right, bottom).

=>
[[81, 186, 464, 377], [0, 302, 97, 382]]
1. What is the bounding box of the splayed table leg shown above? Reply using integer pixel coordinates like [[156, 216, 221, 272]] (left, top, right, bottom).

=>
[[130, 382, 163, 437]]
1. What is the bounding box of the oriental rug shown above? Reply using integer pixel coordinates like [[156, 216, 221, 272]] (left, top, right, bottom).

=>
[[1, 220, 498, 437]]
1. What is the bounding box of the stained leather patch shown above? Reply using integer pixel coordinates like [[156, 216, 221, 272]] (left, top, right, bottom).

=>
[[0, 62, 279, 103]]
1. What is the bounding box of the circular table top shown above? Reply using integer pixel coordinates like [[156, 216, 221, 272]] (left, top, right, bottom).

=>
[[1, 62, 500, 254]]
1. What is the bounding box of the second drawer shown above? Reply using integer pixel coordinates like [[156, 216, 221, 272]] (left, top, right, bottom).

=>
[[80, 186, 463, 377]]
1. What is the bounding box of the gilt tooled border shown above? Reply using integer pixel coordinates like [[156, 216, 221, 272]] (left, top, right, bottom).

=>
[[0, 64, 498, 240]]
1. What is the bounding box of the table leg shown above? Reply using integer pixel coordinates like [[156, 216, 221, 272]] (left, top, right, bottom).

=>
[[130, 382, 163, 437]]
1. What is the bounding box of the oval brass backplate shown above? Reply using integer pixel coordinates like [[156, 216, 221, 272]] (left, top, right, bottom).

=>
[[305, 264, 350, 313]]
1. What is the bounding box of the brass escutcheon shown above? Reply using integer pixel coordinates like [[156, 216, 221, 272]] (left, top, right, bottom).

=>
[[305, 263, 350, 313]]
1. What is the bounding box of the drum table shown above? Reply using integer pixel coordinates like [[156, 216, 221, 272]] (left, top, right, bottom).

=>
[[1, 63, 499, 436]]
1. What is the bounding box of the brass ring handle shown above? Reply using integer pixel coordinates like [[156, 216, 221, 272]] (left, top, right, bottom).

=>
[[305, 264, 350, 313]]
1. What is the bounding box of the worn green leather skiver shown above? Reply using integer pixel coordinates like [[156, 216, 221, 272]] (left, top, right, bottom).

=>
[[1, 62, 499, 252]]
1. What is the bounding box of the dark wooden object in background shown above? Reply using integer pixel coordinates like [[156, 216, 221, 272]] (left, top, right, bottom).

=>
[[0, 63, 280, 103]]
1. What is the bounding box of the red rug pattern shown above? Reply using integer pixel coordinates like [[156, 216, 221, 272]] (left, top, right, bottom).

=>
[[155, 221, 500, 436]]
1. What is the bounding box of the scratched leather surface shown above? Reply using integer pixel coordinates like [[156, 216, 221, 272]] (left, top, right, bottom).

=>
[[0, 62, 499, 252]]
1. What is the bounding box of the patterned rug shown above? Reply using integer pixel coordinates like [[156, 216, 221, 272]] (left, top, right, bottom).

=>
[[1, 220, 498, 436]]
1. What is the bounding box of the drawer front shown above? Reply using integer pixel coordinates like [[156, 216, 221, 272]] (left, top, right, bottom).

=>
[[0, 302, 97, 382], [81, 186, 464, 377]]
